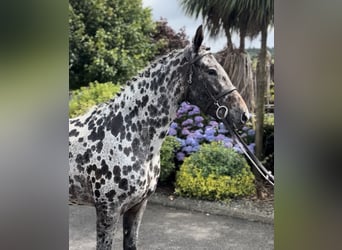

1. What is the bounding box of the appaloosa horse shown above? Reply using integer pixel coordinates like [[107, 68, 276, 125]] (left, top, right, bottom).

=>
[[69, 25, 250, 250]]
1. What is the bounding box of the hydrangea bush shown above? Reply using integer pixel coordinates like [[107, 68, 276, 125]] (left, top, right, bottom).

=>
[[168, 102, 256, 161], [175, 142, 256, 200]]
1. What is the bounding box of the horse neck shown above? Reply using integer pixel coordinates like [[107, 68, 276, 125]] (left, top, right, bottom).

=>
[[103, 49, 189, 150], [115, 50, 188, 122]]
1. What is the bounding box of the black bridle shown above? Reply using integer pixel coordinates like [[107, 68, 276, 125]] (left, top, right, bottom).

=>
[[185, 51, 275, 186], [186, 51, 237, 120]]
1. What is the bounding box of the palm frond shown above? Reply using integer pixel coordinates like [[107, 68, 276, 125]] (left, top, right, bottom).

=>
[[179, 0, 274, 44]]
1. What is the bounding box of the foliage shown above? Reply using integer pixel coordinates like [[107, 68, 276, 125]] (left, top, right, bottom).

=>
[[69, 0, 156, 89], [151, 18, 190, 58], [180, 0, 274, 50], [269, 81, 275, 104], [168, 102, 256, 161], [159, 136, 181, 182], [69, 81, 120, 118], [264, 113, 274, 127], [262, 113, 274, 172], [183, 142, 248, 177], [179, 0, 229, 39], [246, 47, 274, 60], [175, 142, 256, 200]]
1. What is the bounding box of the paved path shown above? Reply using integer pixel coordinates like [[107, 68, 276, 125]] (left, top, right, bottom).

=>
[[70, 203, 273, 250]]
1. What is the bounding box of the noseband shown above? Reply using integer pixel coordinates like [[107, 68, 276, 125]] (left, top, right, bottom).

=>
[[186, 51, 237, 120]]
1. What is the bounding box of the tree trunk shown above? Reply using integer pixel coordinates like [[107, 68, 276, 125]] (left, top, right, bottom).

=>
[[215, 49, 255, 114], [239, 32, 245, 52], [219, 29, 255, 114], [225, 28, 233, 51], [215, 28, 255, 118], [255, 27, 268, 159]]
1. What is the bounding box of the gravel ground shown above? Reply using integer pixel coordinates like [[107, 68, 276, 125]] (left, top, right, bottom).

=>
[[149, 189, 274, 224], [70, 203, 274, 250], [70, 187, 274, 249]]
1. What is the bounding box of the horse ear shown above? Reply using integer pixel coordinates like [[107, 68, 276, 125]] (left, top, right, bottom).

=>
[[193, 25, 203, 54]]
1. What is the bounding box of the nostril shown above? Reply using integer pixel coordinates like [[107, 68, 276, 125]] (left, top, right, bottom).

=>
[[241, 112, 249, 124]]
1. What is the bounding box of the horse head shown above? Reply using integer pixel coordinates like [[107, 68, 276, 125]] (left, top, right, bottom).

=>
[[184, 25, 250, 129]]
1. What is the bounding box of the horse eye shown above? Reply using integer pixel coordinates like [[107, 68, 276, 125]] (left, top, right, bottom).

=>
[[208, 69, 217, 76]]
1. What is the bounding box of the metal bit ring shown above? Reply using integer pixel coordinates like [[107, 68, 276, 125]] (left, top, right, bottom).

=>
[[216, 105, 229, 120]]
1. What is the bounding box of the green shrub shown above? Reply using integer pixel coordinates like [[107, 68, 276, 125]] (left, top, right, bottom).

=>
[[160, 136, 181, 182], [69, 81, 121, 118], [175, 142, 255, 201], [69, 0, 156, 89], [264, 113, 274, 127], [269, 81, 275, 104]]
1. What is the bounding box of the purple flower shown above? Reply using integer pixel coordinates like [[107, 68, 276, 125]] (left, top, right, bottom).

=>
[[204, 127, 215, 136], [181, 128, 190, 136], [188, 106, 200, 115], [223, 137, 234, 144], [247, 143, 255, 153], [176, 111, 184, 118], [170, 122, 178, 129], [209, 120, 219, 128], [183, 146, 194, 153], [181, 102, 192, 112], [168, 127, 177, 136], [247, 129, 255, 136], [196, 122, 204, 128], [224, 141, 233, 148], [176, 138, 186, 147], [194, 116, 204, 124], [193, 130, 204, 140], [186, 137, 199, 147], [182, 118, 193, 126], [215, 134, 226, 141], [204, 134, 215, 142], [190, 145, 200, 152], [223, 137, 234, 148], [218, 123, 228, 133], [176, 152, 185, 161], [233, 145, 243, 154], [242, 126, 249, 132], [177, 102, 192, 116]]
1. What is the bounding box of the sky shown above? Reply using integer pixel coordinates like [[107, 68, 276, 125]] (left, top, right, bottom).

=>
[[142, 0, 274, 52]]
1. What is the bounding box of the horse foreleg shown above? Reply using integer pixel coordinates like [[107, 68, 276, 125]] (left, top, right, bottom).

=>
[[122, 199, 148, 250], [95, 202, 119, 250]]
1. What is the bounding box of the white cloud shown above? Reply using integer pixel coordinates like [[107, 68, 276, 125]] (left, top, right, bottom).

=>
[[143, 0, 274, 52]]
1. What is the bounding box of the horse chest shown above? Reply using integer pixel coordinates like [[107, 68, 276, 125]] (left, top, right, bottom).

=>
[[69, 119, 161, 205]]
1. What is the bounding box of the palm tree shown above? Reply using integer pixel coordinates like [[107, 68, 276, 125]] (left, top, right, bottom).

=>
[[248, 0, 274, 159], [179, 0, 236, 49]]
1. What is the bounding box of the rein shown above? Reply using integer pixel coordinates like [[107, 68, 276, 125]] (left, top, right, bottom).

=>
[[185, 51, 274, 186]]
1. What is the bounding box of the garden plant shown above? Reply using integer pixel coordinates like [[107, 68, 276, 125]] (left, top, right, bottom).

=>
[[176, 142, 256, 201]]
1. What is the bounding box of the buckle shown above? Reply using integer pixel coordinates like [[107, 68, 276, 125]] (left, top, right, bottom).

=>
[[215, 103, 229, 120]]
